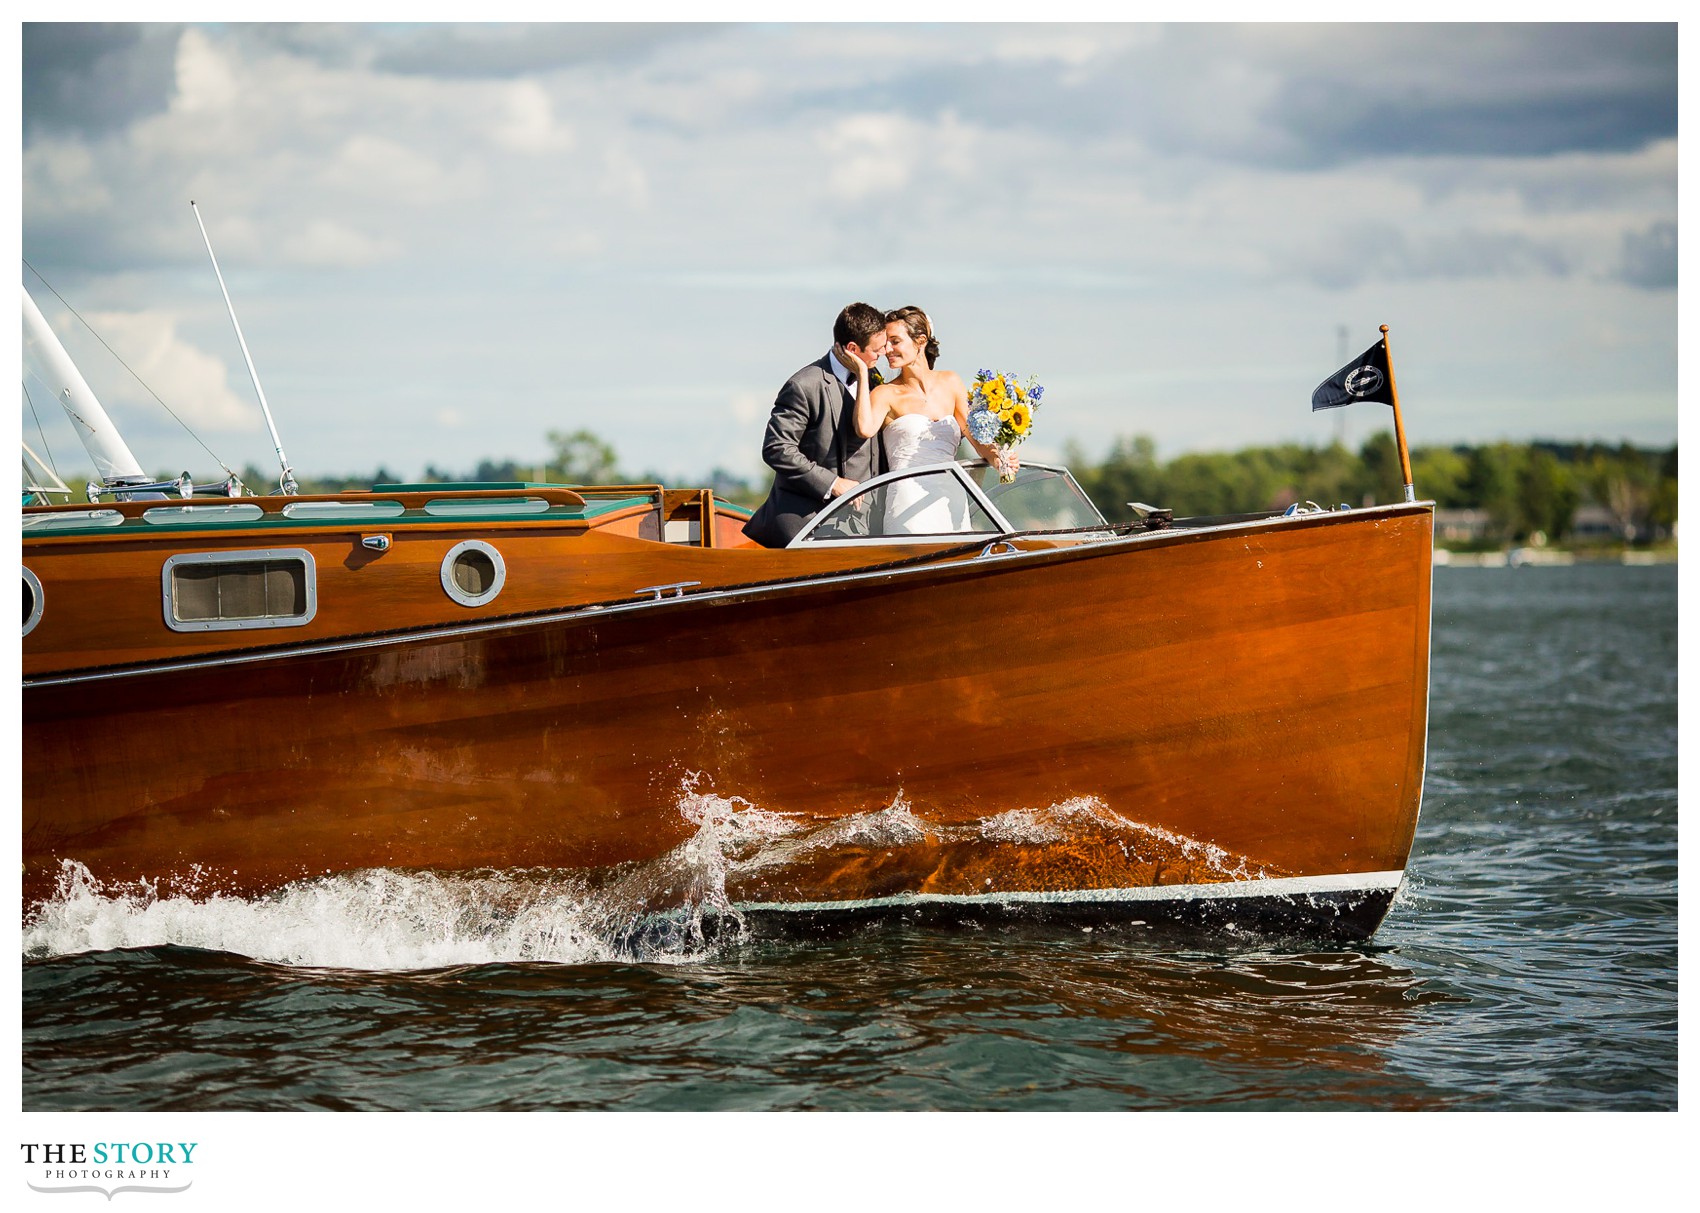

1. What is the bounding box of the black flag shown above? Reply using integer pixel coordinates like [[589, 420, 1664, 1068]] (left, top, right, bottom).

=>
[[1312, 339, 1395, 410]]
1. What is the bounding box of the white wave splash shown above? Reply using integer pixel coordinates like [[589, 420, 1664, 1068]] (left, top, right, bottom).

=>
[[979, 796, 1270, 881], [23, 861, 627, 969], [22, 785, 803, 970], [22, 786, 1267, 969]]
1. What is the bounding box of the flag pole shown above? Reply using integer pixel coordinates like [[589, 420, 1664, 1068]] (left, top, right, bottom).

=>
[[1381, 324, 1416, 502]]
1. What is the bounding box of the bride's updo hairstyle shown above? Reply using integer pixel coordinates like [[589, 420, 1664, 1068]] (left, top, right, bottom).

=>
[[887, 306, 939, 369]]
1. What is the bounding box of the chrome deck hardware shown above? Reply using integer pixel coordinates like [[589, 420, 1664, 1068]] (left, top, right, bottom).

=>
[[1127, 502, 1174, 530], [634, 580, 702, 600]]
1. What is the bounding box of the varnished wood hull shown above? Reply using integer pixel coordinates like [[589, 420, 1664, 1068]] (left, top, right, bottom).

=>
[[24, 504, 1432, 938]]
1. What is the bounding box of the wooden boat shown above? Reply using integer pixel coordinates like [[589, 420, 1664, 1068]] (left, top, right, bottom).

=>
[[22, 290, 1433, 942]]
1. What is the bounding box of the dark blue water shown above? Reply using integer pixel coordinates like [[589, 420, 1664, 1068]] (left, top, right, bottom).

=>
[[21, 565, 1678, 1111]]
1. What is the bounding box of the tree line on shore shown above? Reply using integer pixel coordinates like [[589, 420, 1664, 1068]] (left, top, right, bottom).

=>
[[245, 428, 1676, 549], [1068, 433, 1677, 546]]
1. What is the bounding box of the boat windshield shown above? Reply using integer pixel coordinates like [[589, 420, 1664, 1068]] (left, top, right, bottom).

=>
[[796, 465, 999, 544], [964, 463, 1108, 531]]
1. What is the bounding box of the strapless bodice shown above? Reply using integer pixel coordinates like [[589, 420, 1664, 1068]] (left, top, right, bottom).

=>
[[884, 413, 962, 471]]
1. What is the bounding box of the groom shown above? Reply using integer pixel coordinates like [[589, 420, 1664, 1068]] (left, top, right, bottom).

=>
[[743, 302, 889, 548]]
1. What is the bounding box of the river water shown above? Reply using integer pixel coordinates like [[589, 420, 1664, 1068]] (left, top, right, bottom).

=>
[[21, 565, 1678, 1119]]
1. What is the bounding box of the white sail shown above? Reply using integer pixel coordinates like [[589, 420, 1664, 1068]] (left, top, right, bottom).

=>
[[21, 285, 148, 485]]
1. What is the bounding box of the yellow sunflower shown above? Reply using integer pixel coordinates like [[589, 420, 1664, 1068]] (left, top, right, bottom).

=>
[[1008, 403, 1033, 434]]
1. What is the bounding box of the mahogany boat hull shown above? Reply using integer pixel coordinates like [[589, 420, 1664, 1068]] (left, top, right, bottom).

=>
[[24, 504, 1433, 938]]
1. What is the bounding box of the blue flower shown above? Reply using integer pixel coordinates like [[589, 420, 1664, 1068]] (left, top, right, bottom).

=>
[[966, 408, 1001, 444]]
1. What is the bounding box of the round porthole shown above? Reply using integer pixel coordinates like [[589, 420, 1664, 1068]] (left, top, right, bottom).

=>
[[23, 566, 44, 637], [440, 540, 506, 607]]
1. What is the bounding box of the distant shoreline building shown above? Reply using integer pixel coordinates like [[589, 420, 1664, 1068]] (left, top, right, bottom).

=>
[[1434, 508, 1494, 545]]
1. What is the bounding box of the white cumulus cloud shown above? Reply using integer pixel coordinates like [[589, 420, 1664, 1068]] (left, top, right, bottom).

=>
[[170, 27, 239, 115], [492, 80, 575, 154], [67, 310, 256, 436]]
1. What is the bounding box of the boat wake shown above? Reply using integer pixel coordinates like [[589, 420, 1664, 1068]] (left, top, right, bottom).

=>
[[22, 787, 1275, 970]]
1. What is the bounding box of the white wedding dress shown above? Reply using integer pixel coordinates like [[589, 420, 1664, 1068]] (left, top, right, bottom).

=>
[[881, 413, 966, 535]]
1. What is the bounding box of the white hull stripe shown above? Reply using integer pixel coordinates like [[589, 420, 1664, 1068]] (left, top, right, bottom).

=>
[[733, 870, 1405, 915]]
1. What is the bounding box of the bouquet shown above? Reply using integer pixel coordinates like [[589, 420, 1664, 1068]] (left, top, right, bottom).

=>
[[965, 370, 1043, 483]]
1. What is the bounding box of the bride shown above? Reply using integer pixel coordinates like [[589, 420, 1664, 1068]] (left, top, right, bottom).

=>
[[842, 306, 1016, 534]]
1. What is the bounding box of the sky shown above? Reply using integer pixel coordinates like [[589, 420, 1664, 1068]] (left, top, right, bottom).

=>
[[18, 20, 1680, 489]]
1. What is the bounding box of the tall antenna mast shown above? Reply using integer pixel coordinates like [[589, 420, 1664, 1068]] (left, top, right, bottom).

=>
[[191, 200, 298, 494]]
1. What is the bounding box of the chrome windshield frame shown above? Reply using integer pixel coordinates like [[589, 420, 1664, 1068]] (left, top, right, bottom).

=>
[[787, 460, 1009, 548], [788, 459, 1108, 547]]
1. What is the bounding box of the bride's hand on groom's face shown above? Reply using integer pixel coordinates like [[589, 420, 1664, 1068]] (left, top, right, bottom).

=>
[[836, 342, 874, 373]]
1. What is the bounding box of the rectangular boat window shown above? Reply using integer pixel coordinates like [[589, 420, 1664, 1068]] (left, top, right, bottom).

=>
[[161, 549, 316, 632]]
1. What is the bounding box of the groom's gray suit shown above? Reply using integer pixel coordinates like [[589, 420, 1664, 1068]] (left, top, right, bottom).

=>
[[743, 352, 886, 548]]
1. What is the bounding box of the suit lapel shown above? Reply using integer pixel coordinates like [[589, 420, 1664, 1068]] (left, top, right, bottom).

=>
[[824, 360, 848, 466]]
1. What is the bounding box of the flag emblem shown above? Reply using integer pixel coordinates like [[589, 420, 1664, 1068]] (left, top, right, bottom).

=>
[[1313, 338, 1395, 410], [1344, 366, 1385, 397]]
